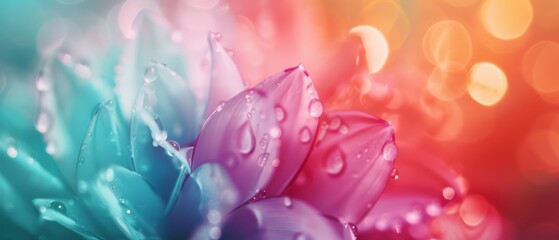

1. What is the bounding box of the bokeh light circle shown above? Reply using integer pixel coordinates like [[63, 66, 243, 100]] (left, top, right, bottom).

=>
[[481, 0, 533, 40], [423, 20, 472, 72], [468, 62, 508, 106]]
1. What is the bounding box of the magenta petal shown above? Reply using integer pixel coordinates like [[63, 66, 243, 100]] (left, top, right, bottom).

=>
[[203, 33, 245, 119], [287, 111, 396, 223], [357, 144, 467, 238], [220, 197, 345, 240], [193, 66, 319, 202]]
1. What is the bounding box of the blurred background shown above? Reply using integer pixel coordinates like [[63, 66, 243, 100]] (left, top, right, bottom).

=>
[[1, 0, 558, 239]]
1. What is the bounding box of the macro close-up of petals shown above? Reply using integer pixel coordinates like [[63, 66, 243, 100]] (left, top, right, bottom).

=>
[[1, 0, 558, 239]]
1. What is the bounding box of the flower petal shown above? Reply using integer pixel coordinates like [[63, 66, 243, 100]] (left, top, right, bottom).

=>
[[357, 144, 467, 238], [130, 84, 187, 200], [0, 136, 68, 198], [204, 33, 245, 120], [220, 197, 345, 240], [76, 100, 133, 185], [165, 163, 239, 239], [287, 110, 396, 223], [193, 66, 319, 202], [32, 198, 102, 239], [36, 55, 112, 184], [86, 165, 165, 239], [0, 174, 40, 235], [116, 11, 199, 144]]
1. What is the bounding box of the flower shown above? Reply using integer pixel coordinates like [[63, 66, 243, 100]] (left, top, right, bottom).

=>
[[0, 2, 507, 240]]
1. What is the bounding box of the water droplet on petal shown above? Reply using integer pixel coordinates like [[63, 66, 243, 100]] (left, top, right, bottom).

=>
[[382, 142, 397, 161], [166, 140, 180, 156], [6, 146, 17, 158], [390, 168, 399, 180], [324, 150, 346, 176], [345, 222, 358, 236], [237, 122, 255, 155], [75, 63, 92, 79], [299, 127, 312, 143], [339, 124, 349, 134], [275, 105, 286, 122], [144, 66, 158, 83], [306, 83, 315, 94], [269, 126, 282, 139], [49, 201, 66, 214], [283, 197, 292, 208], [46, 141, 57, 155], [36, 75, 50, 92], [257, 153, 270, 167], [329, 118, 342, 130], [308, 99, 323, 118], [272, 159, 280, 168], [105, 168, 115, 182]]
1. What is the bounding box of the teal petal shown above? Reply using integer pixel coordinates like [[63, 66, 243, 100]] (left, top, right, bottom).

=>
[[32, 199, 101, 240], [0, 174, 40, 235], [36, 54, 113, 184], [130, 81, 190, 200], [166, 163, 239, 239], [117, 11, 199, 144], [87, 165, 165, 239], [76, 100, 133, 185]]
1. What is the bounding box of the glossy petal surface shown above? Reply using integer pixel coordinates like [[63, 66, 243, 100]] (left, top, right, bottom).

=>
[[193, 66, 319, 202], [220, 197, 343, 240], [204, 33, 245, 119], [357, 144, 467, 238], [287, 111, 396, 223]]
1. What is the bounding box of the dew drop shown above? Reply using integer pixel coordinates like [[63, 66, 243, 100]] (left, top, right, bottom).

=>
[[269, 126, 282, 139], [283, 197, 292, 208], [345, 222, 358, 236], [308, 99, 323, 118], [382, 142, 397, 161], [299, 127, 312, 143], [49, 201, 66, 214], [6, 146, 17, 158], [257, 153, 270, 167], [105, 168, 115, 182], [339, 124, 349, 135], [46, 141, 57, 155], [329, 118, 342, 131], [166, 140, 180, 156], [144, 66, 158, 83], [306, 83, 315, 94], [272, 159, 280, 168], [275, 105, 286, 122], [324, 150, 346, 176], [237, 122, 255, 155], [390, 169, 399, 180], [36, 76, 50, 92]]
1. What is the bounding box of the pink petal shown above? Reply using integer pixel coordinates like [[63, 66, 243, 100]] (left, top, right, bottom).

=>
[[192, 65, 319, 203], [286, 110, 396, 223], [220, 197, 347, 240], [357, 144, 468, 238], [204, 32, 245, 120]]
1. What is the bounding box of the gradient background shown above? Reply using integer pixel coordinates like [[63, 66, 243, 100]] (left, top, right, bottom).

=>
[[1, 0, 558, 239]]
